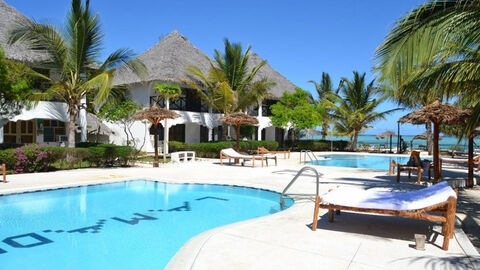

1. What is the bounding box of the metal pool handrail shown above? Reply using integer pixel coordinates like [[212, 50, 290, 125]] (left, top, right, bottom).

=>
[[300, 150, 318, 164], [280, 166, 320, 209]]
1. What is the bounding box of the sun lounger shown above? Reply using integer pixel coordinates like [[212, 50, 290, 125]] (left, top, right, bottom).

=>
[[257, 146, 291, 159], [440, 156, 480, 170], [220, 148, 267, 168], [312, 181, 457, 250]]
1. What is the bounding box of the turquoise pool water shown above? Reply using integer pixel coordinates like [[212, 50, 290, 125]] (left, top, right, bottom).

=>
[[0, 181, 293, 269], [309, 154, 411, 170]]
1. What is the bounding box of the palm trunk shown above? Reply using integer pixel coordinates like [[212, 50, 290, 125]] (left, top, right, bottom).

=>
[[68, 111, 76, 148], [222, 124, 228, 140], [321, 123, 328, 140], [426, 121, 433, 155], [163, 98, 170, 162], [124, 124, 130, 146], [351, 130, 359, 151]]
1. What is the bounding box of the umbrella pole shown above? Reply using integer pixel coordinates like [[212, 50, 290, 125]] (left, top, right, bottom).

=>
[[433, 121, 440, 181], [153, 123, 159, 168], [468, 134, 474, 188], [163, 119, 167, 163], [236, 124, 240, 152]]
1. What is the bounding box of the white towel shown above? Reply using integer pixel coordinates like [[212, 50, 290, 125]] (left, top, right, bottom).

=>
[[321, 182, 456, 211]]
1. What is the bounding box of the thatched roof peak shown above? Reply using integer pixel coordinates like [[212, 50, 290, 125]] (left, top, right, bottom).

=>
[[131, 103, 181, 125], [113, 30, 211, 86], [247, 51, 297, 98], [0, 0, 48, 63]]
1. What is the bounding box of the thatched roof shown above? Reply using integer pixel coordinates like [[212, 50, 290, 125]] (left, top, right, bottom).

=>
[[217, 112, 259, 126], [398, 100, 471, 125], [113, 30, 211, 86], [131, 104, 180, 125], [412, 132, 442, 141], [376, 130, 396, 139], [247, 51, 297, 98], [0, 0, 48, 63]]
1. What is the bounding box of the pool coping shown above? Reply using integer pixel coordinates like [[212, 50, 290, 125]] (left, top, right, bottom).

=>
[[1, 165, 479, 269]]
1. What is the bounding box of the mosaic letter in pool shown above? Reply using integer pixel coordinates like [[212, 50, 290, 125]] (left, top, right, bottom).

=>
[[0, 181, 293, 269]]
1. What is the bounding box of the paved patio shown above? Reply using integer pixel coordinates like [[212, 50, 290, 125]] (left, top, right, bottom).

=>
[[1, 152, 479, 269]]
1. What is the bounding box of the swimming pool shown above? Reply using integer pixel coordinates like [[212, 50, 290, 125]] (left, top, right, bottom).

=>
[[0, 181, 293, 269], [308, 154, 411, 170]]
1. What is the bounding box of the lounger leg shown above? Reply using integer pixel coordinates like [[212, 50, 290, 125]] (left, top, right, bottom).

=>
[[443, 197, 457, 250], [408, 170, 411, 179], [275, 157, 277, 166], [417, 169, 422, 184], [312, 195, 321, 231], [397, 166, 401, 183], [328, 209, 334, 222], [335, 210, 341, 215], [253, 158, 255, 168]]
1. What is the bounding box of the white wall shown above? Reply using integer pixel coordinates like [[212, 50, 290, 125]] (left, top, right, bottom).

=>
[[128, 83, 155, 107], [185, 123, 200, 143]]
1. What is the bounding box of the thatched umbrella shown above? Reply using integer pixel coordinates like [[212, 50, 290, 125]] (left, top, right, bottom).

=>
[[398, 101, 471, 182], [132, 104, 180, 167], [411, 132, 442, 150], [217, 112, 259, 151], [376, 130, 397, 153]]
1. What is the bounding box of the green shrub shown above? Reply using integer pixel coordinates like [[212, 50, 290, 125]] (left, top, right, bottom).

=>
[[0, 148, 15, 169], [296, 140, 349, 151], [87, 144, 134, 167], [116, 146, 133, 166], [168, 140, 279, 158]]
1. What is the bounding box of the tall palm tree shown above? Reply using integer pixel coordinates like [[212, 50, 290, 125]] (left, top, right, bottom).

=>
[[8, 0, 146, 147], [309, 72, 338, 140], [375, 0, 480, 135], [183, 39, 274, 139], [327, 71, 399, 151], [153, 83, 182, 160]]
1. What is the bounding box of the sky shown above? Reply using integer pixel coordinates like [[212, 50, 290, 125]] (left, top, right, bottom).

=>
[[7, 0, 427, 135]]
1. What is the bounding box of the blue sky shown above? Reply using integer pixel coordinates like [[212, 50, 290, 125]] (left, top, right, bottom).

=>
[[8, 0, 426, 135]]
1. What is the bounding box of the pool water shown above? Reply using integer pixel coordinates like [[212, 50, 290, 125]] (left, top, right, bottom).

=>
[[0, 181, 293, 269], [309, 154, 411, 170]]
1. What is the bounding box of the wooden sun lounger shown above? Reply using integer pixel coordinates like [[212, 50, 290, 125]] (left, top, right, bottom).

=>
[[220, 148, 266, 168], [257, 146, 291, 159], [312, 182, 457, 250], [440, 156, 480, 170]]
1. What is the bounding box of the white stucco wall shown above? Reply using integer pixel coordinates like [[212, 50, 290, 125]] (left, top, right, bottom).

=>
[[128, 83, 155, 107]]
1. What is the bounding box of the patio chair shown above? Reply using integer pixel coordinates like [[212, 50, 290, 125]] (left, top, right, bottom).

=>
[[220, 148, 266, 168], [312, 181, 457, 250], [257, 146, 291, 159], [396, 151, 432, 184]]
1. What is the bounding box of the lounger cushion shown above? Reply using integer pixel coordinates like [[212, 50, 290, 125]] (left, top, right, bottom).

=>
[[221, 148, 257, 159], [321, 182, 456, 211]]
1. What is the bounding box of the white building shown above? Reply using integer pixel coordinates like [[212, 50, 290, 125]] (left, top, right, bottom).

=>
[[0, 0, 88, 145], [0, 0, 297, 150], [112, 31, 297, 152]]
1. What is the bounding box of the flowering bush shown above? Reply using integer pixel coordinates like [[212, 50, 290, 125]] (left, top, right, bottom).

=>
[[12, 145, 54, 173]]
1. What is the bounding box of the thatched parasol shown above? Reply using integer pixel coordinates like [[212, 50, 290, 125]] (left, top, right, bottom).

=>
[[398, 100, 471, 182], [376, 130, 397, 153], [132, 104, 180, 167], [217, 112, 259, 151]]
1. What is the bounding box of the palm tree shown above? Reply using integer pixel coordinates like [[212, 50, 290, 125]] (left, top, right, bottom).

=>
[[183, 39, 273, 139], [8, 0, 146, 147], [153, 83, 181, 161], [375, 0, 480, 135], [309, 72, 338, 140], [327, 71, 399, 151]]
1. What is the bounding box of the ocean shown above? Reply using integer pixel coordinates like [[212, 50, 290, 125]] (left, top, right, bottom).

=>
[[305, 134, 480, 151]]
